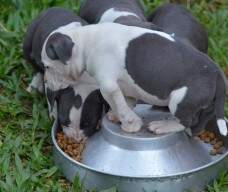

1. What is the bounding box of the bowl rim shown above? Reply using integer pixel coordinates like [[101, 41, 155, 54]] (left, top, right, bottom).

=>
[[52, 120, 228, 179]]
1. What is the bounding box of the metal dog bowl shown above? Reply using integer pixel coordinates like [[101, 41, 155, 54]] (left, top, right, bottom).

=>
[[52, 104, 228, 192]]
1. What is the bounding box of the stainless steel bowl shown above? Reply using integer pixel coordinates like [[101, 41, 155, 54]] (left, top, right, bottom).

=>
[[52, 104, 228, 192]]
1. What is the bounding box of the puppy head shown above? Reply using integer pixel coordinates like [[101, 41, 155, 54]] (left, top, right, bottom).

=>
[[42, 22, 85, 91], [45, 75, 106, 142], [42, 33, 75, 91], [45, 84, 85, 141]]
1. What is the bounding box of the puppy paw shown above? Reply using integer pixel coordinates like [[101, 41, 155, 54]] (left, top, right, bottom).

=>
[[63, 126, 86, 142], [148, 120, 185, 134], [121, 112, 143, 133], [27, 73, 45, 93], [107, 110, 120, 123]]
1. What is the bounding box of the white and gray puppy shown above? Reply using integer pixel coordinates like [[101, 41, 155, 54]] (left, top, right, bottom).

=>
[[42, 22, 227, 137], [23, 7, 108, 141], [79, 0, 162, 123], [147, 3, 228, 134], [79, 0, 226, 135], [148, 3, 228, 97]]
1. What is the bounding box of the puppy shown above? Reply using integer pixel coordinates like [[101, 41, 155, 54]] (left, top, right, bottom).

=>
[[148, 3, 228, 96], [23, 7, 107, 141], [79, 0, 163, 122], [148, 3, 208, 53], [147, 3, 208, 133], [148, 3, 228, 133], [79, 0, 161, 30], [42, 22, 227, 137]]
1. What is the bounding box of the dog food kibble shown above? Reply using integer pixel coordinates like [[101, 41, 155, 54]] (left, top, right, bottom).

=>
[[216, 141, 223, 147], [210, 140, 217, 145], [209, 132, 215, 140], [204, 137, 211, 143], [56, 132, 85, 162], [197, 130, 225, 156], [209, 149, 217, 156], [59, 178, 71, 189], [216, 148, 223, 154], [213, 143, 221, 150]]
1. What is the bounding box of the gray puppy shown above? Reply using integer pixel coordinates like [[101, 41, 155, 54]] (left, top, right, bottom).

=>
[[148, 3, 208, 53]]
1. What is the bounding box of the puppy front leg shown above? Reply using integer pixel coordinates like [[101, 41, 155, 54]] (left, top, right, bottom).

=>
[[107, 96, 137, 123], [26, 72, 44, 93], [100, 81, 143, 133]]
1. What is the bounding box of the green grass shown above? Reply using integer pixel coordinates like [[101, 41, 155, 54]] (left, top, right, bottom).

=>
[[0, 0, 227, 191]]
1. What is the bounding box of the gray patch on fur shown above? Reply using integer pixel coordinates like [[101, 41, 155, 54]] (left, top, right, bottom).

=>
[[46, 33, 74, 64]]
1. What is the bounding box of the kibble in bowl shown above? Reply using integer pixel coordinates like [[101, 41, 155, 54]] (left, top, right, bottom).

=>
[[197, 130, 224, 156], [56, 132, 85, 162]]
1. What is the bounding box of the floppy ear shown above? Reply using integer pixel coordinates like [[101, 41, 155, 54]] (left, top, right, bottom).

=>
[[45, 33, 74, 65], [80, 90, 105, 137]]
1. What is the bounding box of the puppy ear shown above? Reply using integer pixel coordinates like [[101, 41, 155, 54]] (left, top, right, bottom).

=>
[[80, 90, 104, 137], [45, 33, 74, 65]]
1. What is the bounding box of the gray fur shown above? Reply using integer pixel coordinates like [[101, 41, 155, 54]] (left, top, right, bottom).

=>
[[46, 33, 74, 65], [126, 32, 224, 132], [148, 3, 228, 96], [79, 0, 162, 31], [23, 7, 87, 72], [147, 3, 208, 53], [79, 0, 145, 23]]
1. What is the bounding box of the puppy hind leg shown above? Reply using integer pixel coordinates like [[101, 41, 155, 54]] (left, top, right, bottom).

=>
[[148, 86, 188, 134], [148, 119, 185, 134], [172, 88, 199, 133]]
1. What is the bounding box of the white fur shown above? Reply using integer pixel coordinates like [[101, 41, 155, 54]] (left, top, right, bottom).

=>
[[107, 110, 119, 123], [169, 87, 188, 115], [148, 120, 185, 134], [57, 21, 82, 32], [27, 73, 44, 93], [41, 22, 176, 132], [42, 22, 84, 91], [99, 8, 140, 23], [217, 119, 228, 136]]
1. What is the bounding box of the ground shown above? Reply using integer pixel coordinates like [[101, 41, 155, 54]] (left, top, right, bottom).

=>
[[0, 0, 227, 191]]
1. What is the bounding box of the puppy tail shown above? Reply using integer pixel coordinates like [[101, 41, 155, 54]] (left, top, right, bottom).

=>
[[215, 71, 227, 136]]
